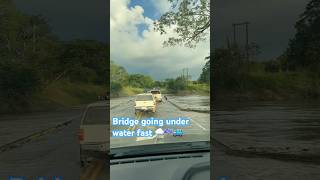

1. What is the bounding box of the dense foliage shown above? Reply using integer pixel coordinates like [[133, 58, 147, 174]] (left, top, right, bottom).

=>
[[110, 61, 156, 96], [287, 0, 320, 72], [154, 0, 210, 48], [155, 0, 210, 86], [0, 0, 108, 110]]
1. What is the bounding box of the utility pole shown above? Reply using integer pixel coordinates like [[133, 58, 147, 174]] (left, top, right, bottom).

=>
[[182, 68, 185, 79], [186, 68, 189, 85], [245, 22, 249, 61], [232, 21, 250, 60], [186, 68, 189, 81], [32, 23, 36, 53], [232, 24, 236, 46]]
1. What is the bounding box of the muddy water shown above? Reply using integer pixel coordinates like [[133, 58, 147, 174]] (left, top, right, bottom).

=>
[[213, 101, 320, 155], [110, 95, 210, 148]]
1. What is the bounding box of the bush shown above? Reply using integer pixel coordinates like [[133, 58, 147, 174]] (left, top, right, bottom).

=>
[[0, 61, 41, 110], [166, 77, 187, 93], [110, 81, 122, 97]]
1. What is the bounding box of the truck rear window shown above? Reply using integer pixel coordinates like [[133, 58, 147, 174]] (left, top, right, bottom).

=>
[[83, 106, 107, 125], [136, 95, 153, 101], [150, 91, 160, 94]]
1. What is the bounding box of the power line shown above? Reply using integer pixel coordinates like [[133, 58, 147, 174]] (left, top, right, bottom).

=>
[[232, 21, 250, 61]]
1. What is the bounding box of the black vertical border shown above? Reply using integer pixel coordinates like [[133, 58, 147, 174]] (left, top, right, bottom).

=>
[[106, 0, 110, 179], [210, 0, 215, 179]]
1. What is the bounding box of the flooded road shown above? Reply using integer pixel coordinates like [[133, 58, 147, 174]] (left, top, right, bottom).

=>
[[213, 101, 320, 179], [110, 95, 210, 148], [214, 101, 320, 155], [0, 95, 209, 179], [2, 96, 318, 179]]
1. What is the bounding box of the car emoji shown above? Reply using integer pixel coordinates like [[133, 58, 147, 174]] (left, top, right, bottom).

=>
[[173, 129, 184, 137]]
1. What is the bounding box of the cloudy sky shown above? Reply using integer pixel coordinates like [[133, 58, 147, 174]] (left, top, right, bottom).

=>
[[14, 0, 108, 42], [13, 0, 309, 73], [110, 0, 210, 80]]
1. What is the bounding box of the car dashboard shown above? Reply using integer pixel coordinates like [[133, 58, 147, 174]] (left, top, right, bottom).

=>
[[110, 152, 210, 180]]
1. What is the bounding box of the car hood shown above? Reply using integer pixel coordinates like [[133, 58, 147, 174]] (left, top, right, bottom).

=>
[[111, 152, 210, 180]]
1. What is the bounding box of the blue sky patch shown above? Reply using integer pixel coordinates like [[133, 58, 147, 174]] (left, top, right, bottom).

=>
[[136, 23, 148, 37], [128, 0, 161, 20]]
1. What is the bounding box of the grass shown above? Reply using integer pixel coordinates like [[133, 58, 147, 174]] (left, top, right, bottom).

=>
[[41, 80, 107, 107], [168, 82, 210, 96], [116, 86, 144, 97], [217, 70, 320, 101], [186, 83, 210, 95], [0, 80, 107, 114]]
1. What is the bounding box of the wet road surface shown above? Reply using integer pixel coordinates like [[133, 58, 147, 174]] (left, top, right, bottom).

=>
[[213, 101, 320, 179], [110, 96, 210, 148], [0, 109, 83, 179], [214, 101, 320, 155], [2, 96, 318, 179], [0, 107, 109, 180], [0, 95, 210, 180]]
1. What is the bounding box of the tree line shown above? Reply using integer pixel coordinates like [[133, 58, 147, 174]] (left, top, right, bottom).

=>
[[0, 0, 108, 109], [213, 0, 320, 99], [110, 60, 209, 96]]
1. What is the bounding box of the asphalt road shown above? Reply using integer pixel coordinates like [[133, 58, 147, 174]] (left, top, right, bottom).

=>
[[2, 96, 317, 179], [0, 96, 210, 180], [212, 101, 320, 179], [213, 140, 320, 180], [0, 109, 82, 179], [0, 107, 109, 180], [110, 96, 210, 148]]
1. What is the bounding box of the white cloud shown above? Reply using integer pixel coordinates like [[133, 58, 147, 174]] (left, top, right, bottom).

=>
[[110, 0, 209, 80], [150, 0, 171, 15]]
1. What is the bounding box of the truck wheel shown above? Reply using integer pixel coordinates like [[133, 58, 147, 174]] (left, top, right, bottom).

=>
[[80, 148, 85, 167]]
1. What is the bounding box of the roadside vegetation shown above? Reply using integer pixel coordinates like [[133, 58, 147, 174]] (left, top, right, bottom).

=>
[[154, 0, 320, 101], [0, 0, 107, 113], [214, 0, 320, 101], [110, 61, 209, 97]]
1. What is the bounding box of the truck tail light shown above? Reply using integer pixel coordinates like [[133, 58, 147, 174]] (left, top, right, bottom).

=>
[[78, 129, 84, 141]]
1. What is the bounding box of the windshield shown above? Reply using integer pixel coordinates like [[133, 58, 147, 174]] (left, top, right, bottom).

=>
[[83, 106, 107, 125], [136, 95, 153, 101], [110, 0, 210, 153]]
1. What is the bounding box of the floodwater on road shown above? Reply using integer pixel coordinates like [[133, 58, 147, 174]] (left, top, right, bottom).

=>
[[168, 95, 210, 111], [213, 101, 320, 155], [110, 95, 210, 148], [213, 100, 320, 179]]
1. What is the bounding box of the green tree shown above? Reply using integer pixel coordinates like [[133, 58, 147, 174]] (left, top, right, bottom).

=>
[[154, 0, 210, 48], [57, 40, 108, 84], [0, 61, 41, 108], [128, 74, 154, 88], [287, 0, 320, 71], [198, 56, 210, 83], [110, 61, 129, 84], [213, 47, 246, 89], [166, 76, 187, 93]]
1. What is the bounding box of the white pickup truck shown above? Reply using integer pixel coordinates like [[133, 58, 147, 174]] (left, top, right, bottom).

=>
[[149, 89, 162, 102], [79, 102, 108, 166], [134, 93, 156, 114]]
